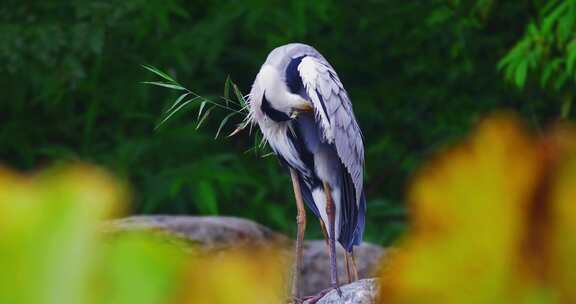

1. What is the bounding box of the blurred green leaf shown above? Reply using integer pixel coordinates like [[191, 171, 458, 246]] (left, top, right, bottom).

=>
[[100, 234, 186, 304], [194, 181, 218, 214], [4, 0, 575, 247], [514, 60, 528, 88]]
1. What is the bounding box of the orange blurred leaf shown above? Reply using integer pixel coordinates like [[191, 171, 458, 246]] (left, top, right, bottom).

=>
[[379, 113, 576, 304]]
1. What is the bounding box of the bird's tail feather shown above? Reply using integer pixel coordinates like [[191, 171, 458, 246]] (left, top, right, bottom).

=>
[[351, 191, 366, 248]]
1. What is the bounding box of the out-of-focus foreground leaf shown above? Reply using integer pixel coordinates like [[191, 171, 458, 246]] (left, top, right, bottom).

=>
[[175, 248, 288, 304], [0, 165, 128, 304], [379, 113, 576, 303], [0, 164, 287, 304]]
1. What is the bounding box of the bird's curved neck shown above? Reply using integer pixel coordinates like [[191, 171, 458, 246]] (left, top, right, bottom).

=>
[[261, 93, 291, 122]]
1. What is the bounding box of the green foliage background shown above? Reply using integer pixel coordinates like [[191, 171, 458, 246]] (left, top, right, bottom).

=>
[[1, 1, 572, 245]]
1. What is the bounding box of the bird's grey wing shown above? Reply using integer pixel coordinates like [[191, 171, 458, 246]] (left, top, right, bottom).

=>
[[297, 56, 364, 205]]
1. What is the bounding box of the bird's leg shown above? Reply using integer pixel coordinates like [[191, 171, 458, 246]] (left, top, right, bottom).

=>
[[344, 251, 352, 284], [318, 219, 329, 247], [301, 288, 334, 304], [351, 250, 359, 282], [289, 168, 306, 300], [343, 251, 359, 283], [323, 182, 342, 297]]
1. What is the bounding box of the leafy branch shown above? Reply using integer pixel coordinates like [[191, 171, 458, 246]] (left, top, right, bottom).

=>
[[497, 0, 576, 118], [141, 64, 249, 136], [142, 64, 268, 154]]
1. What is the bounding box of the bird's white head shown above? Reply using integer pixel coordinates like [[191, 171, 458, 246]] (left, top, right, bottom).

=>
[[248, 44, 315, 125]]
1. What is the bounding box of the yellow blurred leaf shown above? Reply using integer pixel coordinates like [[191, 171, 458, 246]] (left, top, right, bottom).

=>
[[0, 163, 291, 304], [378, 114, 569, 304], [175, 248, 288, 304], [0, 164, 126, 304], [97, 232, 188, 304], [547, 127, 576, 303]]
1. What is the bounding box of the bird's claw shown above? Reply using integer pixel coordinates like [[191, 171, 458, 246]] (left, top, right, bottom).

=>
[[335, 286, 343, 297], [300, 286, 341, 304], [286, 296, 304, 304]]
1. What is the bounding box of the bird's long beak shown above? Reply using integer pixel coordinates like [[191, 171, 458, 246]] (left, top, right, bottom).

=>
[[294, 100, 314, 112], [290, 100, 314, 119]]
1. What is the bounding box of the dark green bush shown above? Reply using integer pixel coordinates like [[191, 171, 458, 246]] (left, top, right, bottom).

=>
[[0, 1, 568, 245]]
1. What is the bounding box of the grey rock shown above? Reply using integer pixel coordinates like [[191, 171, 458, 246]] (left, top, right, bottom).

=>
[[103, 215, 289, 250], [306, 278, 378, 304], [299, 241, 385, 296], [104, 216, 386, 296]]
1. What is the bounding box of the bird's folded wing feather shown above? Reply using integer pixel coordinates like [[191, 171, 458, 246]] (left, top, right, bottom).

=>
[[297, 56, 364, 205]]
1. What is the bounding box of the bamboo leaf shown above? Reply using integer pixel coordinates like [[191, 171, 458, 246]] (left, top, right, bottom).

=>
[[223, 76, 231, 104], [232, 83, 247, 107], [196, 106, 214, 130], [197, 100, 207, 121], [142, 64, 177, 83], [215, 112, 236, 139], [142, 81, 185, 91], [165, 92, 191, 115], [155, 98, 198, 130]]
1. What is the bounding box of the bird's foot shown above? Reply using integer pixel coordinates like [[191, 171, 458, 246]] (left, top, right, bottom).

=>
[[301, 286, 342, 304], [286, 296, 304, 304], [335, 285, 343, 297], [301, 292, 326, 304]]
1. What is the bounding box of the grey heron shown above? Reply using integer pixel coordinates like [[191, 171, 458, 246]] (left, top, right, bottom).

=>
[[247, 43, 366, 300]]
